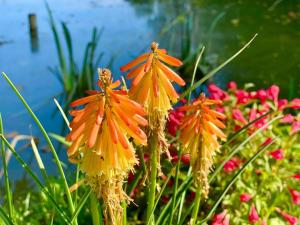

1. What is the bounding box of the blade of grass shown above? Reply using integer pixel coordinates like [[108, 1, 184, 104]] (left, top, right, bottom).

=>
[[169, 150, 182, 225], [180, 34, 257, 99], [30, 138, 49, 182], [54, 98, 70, 129], [156, 176, 193, 224], [223, 110, 272, 148], [209, 115, 281, 183], [0, 135, 71, 224], [178, 201, 195, 225], [62, 22, 75, 77], [176, 167, 192, 224], [0, 114, 13, 219], [46, 3, 67, 79], [188, 46, 205, 103], [127, 169, 142, 196], [1, 72, 75, 221], [70, 189, 92, 223], [49, 133, 71, 147], [0, 205, 14, 225], [198, 138, 277, 225]]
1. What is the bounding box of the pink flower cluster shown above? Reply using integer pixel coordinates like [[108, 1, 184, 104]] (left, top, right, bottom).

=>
[[211, 210, 229, 225], [166, 81, 300, 224]]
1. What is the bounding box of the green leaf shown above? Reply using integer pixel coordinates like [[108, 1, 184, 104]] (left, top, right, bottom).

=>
[[0, 114, 13, 219], [70, 189, 92, 223], [0, 205, 14, 225], [0, 135, 71, 224], [198, 138, 277, 224], [1, 72, 75, 221]]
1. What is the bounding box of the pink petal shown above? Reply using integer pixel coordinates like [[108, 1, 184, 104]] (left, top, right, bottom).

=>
[[280, 114, 294, 123], [248, 204, 260, 223], [291, 121, 300, 134], [269, 149, 284, 160], [240, 193, 252, 202]]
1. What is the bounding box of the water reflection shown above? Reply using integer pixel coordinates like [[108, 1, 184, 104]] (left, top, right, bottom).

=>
[[28, 13, 39, 53], [127, 0, 300, 98]]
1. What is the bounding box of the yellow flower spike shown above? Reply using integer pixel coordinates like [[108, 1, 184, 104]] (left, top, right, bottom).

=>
[[121, 42, 185, 156], [178, 93, 227, 197], [66, 68, 148, 225], [121, 41, 185, 123]]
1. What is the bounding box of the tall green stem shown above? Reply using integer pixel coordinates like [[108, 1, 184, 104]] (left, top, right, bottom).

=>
[[90, 193, 101, 225], [146, 134, 159, 224], [0, 115, 13, 219], [190, 189, 202, 225]]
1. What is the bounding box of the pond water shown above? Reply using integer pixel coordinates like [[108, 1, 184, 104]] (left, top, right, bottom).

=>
[[0, 0, 299, 183]]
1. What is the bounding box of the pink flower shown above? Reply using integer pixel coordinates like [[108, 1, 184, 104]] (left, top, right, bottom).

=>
[[289, 188, 300, 205], [254, 114, 268, 129], [167, 110, 184, 136], [262, 219, 267, 225], [278, 210, 298, 225], [227, 81, 237, 90], [250, 91, 257, 99], [256, 89, 268, 104], [161, 196, 169, 204], [278, 99, 288, 110], [211, 210, 229, 225], [290, 98, 300, 109], [240, 193, 252, 202], [208, 83, 229, 101], [267, 85, 279, 103], [280, 114, 294, 123], [292, 174, 300, 180], [223, 215, 230, 225], [248, 204, 260, 224], [249, 108, 257, 122], [291, 121, 300, 134], [261, 137, 273, 146], [181, 154, 190, 165], [269, 149, 284, 160], [232, 109, 247, 124], [213, 210, 226, 222], [223, 157, 241, 173], [236, 90, 250, 104], [171, 154, 179, 163]]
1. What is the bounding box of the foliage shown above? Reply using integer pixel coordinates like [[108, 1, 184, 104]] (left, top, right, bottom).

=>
[[0, 34, 299, 225], [46, 3, 103, 104]]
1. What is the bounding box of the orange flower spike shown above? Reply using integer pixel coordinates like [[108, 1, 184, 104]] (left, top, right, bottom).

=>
[[66, 68, 149, 224], [66, 68, 148, 175], [178, 93, 227, 197], [121, 42, 185, 124]]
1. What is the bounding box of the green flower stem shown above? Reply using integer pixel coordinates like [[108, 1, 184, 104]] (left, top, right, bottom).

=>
[[90, 193, 101, 225], [122, 201, 127, 225], [190, 189, 202, 225], [0, 115, 13, 219], [146, 134, 159, 225]]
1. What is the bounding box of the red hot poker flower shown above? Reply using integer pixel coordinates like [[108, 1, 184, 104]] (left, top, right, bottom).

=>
[[120, 42, 185, 122], [178, 93, 226, 197]]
